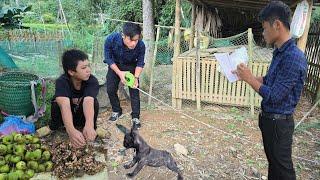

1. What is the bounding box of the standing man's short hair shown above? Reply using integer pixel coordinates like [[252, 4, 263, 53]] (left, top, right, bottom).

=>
[[62, 49, 88, 75], [258, 1, 292, 30], [122, 22, 142, 39]]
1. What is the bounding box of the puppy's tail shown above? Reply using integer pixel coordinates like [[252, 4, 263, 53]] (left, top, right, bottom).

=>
[[116, 124, 129, 134]]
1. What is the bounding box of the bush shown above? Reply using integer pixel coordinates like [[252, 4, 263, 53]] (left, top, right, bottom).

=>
[[22, 12, 39, 23], [311, 7, 320, 23], [42, 13, 55, 24]]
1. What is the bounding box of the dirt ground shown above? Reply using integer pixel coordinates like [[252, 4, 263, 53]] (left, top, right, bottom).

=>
[[96, 96, 320, 180]]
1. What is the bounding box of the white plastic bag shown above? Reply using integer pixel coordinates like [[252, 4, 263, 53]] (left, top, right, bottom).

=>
[[290, 0, 309, 39]]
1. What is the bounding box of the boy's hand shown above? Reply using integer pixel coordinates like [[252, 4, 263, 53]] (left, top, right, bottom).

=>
[[67, 128, 86, 148], [83, 126, 97, 142]]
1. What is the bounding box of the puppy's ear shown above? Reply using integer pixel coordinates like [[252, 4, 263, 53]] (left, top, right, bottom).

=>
[[116, 124, 129, 134]]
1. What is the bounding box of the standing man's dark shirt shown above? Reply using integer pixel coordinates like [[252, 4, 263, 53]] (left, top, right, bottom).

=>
[[259, 39, 307, 114], [104, 32, 145, 67]]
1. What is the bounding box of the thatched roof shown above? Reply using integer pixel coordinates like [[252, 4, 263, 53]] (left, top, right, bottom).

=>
[[190, 0, 305, 11]]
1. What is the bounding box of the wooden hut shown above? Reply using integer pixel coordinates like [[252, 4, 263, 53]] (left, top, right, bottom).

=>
[[172, 0, 314, 115]]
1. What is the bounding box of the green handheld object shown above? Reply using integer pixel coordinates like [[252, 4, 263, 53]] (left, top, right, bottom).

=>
[[124, 72, 135, 88]]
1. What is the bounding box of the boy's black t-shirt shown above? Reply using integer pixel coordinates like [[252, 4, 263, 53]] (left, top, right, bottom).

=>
[[54, 74, 99, 103]]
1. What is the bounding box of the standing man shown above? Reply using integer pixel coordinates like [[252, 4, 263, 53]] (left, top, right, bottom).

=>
[[234, 1, 307, 180], [104, 22, 145, 129]]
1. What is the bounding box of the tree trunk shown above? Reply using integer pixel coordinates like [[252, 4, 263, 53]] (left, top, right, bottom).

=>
[[297, 0, 313, 52], [173, 0, 181, 58], [142, 0, 155, 89]]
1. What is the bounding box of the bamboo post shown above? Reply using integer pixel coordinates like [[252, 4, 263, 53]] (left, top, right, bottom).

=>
[[57, 40, 64, 74], [189, 1, 196, 50], [148, 26, 161, 105], [196, 29, 201, 110], [297, 0, 313, 52], [91, 34, 96, 75], [248, 28, 255, 116], [172, 0, 182, 108]]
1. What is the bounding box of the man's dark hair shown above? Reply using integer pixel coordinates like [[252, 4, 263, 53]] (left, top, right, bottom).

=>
[[122, 22, 142, 39], [62, 49, 88, 75], [258, 1, 292, 30]]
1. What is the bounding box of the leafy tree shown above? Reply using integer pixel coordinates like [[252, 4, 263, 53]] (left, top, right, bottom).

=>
[[0, 5, 32, 29]]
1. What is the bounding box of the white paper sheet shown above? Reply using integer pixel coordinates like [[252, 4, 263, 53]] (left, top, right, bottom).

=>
[[214, 47, 248, 83]]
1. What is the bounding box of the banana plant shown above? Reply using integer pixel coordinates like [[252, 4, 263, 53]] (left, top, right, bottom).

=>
[[0, 5, 31, 29]]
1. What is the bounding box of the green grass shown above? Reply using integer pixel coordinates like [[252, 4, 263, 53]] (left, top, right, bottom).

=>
[[13, 57, 61, 78], [295, 121, 320, 133], [22, 23, 69, 30], [22, 23, 104, 33], [227, 123, 236, 130]]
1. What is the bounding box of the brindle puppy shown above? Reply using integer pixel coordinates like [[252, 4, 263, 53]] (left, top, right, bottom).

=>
[[116, 124, 183, 180]]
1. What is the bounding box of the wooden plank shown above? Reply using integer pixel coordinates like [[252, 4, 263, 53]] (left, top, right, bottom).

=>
[[201, 60, 206, 98], [186, 58, 191, 99], [256, 63, 263, 106], [235, 80, 241, 105], [183, 60, 187, 99], [203, 61, 207, 100], [209, 61, 216, 102], [178, 58, 183, 99], [194, 0, 300, 10], [172, 59, 177, 106], [218, 70, 224, 103], [255, 63, 264, 106], [227, 79, 232, 103], [192, 58, 196, 100], [214, 62, 220, 102], [196, 30, 201, 110], [251, 63, 258, 106], [231, 79, 237, 104], [222, 74, 228, 103], [205, 60, 211, 101], [248, 28, 255, 115]]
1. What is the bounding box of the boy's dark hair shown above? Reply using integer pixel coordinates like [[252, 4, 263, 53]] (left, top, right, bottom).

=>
[[258, 1, 292, 30], [62, 49, 88, 75], [122, 22, 142, 39]]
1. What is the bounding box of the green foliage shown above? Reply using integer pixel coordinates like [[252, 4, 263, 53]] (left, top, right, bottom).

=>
[[311, 7, 320, 23], [42, 13, 55, 23], [108, 0, 142, 22], [23, 23, 68, 30], [22, 12, 39, 23], [2, 0, 193, 58], [156, 0, 191, 27], [295, 121, 320, 133], [0, 5, 32, 29], [102, 0, 142, 35]]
